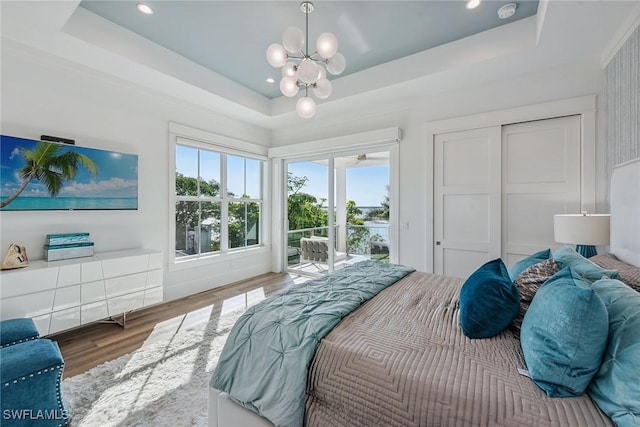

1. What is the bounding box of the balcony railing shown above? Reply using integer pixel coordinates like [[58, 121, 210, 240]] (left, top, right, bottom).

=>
[[287, 222, 389, 267], [345, 223, 388, 256]]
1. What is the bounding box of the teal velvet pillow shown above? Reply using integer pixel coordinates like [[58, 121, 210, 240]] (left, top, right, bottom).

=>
[[521, 267, 608, 397], [508, 249, 552, 281], [459, 259, 520, 339], [552, 245, 619, 282], [588, 278, 640, 426]]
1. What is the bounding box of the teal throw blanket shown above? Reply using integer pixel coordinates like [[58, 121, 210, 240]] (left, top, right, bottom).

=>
[[210, 260, 415, 427]]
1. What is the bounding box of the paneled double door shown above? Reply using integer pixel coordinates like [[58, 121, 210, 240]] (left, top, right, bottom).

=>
[[434, 115, 581, 278]]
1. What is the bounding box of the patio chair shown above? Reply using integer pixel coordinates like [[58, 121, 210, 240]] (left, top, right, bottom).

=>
[[370, 240, 390, 260], [299, 237, 346, 269]]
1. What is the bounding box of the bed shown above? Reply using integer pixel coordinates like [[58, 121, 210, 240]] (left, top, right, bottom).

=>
[[208, 157, 640, 427]]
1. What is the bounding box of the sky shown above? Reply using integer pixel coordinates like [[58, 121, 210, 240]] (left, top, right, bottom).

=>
[[0, 135, 138, 198], [288, 162, 389, 207]]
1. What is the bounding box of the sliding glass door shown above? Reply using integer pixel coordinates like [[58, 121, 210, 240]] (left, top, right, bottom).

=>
[[284, 150, 390, 276], [285, 158, 334, 275], [337, 152, 390, 264]]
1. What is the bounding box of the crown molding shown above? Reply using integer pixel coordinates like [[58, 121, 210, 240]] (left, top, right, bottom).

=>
[[601, 2, 640, 68]]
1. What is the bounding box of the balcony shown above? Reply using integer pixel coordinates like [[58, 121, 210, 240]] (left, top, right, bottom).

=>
[[287, 222, 389, 275]]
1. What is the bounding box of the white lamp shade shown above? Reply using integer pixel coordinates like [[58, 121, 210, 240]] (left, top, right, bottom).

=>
[[297, 58, 321, 84], [266, 44, 288, 68], [317, 66, 326, 80], [316, 32, 338, 59], [553, 214, 610, 245], [326, 52, 346, 75], [313, 78, 332, 99], [280, 77, 299, 97], [296, 96, 316, 118], [281, 62, 297, 78], [282, 27, 305, 53]]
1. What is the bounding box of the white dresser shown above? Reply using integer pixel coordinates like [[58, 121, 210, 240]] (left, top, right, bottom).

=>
[[0, 248, 163, 335]]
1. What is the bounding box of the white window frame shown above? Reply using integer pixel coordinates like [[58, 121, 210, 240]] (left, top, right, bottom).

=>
[[169, 123, 269, 267]]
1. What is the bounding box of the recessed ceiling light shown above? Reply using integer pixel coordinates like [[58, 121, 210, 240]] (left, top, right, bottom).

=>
[[137, 3, 153, 15], [266, 77, 275, 84], [497, 3, 517, 19], [466, 0, 481, 9]]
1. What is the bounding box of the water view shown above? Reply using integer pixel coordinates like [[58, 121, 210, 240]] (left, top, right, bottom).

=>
[[0, 197, 138, 211]]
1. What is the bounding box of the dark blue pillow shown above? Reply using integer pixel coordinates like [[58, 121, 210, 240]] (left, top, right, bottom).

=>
[[459, 259, 520, 339], [521, 267, 608, 397], [508, 249, 552, 281]]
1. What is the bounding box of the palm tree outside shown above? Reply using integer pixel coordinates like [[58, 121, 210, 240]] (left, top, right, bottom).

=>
[[0, 141, 98, 208]]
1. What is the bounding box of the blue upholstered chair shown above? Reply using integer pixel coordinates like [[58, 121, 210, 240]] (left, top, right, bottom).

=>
[[0, 318, 70, 426], [0, 318, 40, 347]]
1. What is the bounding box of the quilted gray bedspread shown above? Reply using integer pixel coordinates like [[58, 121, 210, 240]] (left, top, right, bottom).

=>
[[305, 271, 613, 426]]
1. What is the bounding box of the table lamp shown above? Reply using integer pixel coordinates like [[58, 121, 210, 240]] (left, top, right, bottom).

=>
[[553, 212, 610, 258]]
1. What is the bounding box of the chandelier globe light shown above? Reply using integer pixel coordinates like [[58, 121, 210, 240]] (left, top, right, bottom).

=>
[[296, 96, 317, 119], [266, 1, 345, 118]]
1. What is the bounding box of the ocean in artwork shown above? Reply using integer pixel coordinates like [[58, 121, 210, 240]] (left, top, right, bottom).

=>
[[0, 197, 137, 211]]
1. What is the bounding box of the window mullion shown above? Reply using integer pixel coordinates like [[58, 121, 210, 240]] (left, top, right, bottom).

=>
[[244, 201, 248, 247], [197, 150, 202, 255], [244, 159, 248, 247], [244, 158, 247, 197], [221, 154, 229, 252]]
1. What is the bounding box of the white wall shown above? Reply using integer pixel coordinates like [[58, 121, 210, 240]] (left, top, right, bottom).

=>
[[1, 40, 610, 300], [0, 43, 272, 301], [271, 59, 609, 272]]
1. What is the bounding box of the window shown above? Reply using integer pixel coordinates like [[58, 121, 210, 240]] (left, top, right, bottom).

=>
[[174, 141, 264, 260]]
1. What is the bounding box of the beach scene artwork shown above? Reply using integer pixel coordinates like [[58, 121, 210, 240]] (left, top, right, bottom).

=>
[[1, 135, 138, 211]]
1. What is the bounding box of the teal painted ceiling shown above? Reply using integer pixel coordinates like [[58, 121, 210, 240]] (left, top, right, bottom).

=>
[[79, 1, 539, 99]]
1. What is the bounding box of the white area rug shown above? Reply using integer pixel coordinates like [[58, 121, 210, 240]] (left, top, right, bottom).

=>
[[62, 306, 246, 427]]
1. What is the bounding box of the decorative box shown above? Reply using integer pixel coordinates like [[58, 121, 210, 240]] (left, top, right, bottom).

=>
[[44, 242, 94, 261], [46, 233, 91, 246]]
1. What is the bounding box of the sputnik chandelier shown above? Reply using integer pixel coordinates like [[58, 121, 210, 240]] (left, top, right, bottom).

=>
[[266, 1, 346, 118]]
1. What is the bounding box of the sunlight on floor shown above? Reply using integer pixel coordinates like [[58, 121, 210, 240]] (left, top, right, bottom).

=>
[[141, 305, 214, 347], [71, 278, 308, 425], [93, 322, 212, 423], [92, 301, 247, 424], [220, 287, 266, 316]]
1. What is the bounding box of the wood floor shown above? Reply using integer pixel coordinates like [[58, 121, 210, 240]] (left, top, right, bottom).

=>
[[50, 272, 299, 378]]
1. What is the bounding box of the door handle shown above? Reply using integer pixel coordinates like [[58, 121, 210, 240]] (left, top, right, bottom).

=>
[[436, 241, 441, 245]]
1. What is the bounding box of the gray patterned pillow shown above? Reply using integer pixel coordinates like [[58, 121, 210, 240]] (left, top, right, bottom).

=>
[[591, 253, 640, 293], [510, 258, 560, 338]]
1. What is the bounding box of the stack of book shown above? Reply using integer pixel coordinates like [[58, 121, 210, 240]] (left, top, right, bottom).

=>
[[44, 233, 94, 261]]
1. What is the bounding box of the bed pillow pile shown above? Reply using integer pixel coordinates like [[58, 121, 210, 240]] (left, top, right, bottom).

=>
[[587, 278, 640, 426], [552, 245, 620, 281], [520, 267, 608, 397], [507, 248, 552, 281], [459, 258, 520, 339]]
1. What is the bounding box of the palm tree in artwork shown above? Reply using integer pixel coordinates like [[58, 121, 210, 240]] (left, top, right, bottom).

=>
[[1, 141, 99, 208]]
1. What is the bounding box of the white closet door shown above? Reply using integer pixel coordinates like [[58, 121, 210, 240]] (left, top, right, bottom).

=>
[[501, 115, 581, 266], [434, 127, 502, 278]]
